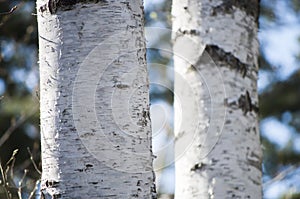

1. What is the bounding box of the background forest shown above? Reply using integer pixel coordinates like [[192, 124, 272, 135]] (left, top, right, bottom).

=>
[[0, 0, 300, 198]]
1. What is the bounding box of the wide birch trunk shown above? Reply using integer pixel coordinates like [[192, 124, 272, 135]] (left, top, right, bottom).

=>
[[37, 0, 156, 198], [172, 0, 262, 198]]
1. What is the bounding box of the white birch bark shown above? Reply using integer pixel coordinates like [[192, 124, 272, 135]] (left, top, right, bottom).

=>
[[172, 0, 262, 198], [37, 0, 156, 198]]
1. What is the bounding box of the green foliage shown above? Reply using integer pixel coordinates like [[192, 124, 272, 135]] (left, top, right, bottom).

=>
[[280, 192, 300, 199]]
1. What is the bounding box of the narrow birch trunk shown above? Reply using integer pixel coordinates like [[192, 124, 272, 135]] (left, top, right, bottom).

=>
[[37, 0, 156, 198], [172, 0, 262, 198]]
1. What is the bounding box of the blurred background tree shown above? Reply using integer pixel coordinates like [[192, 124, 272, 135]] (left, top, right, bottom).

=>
[[259, 0, 300, 198], [0, 0, 40, 198], [0, 0, 300, 198]]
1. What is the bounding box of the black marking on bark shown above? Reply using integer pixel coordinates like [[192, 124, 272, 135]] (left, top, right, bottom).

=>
[[80, 132, 95, 138], [151, 170, 157, 199], [41, 193, 61, 199], [174, 131, 185, 141], [151, 183, 157, 199], [55, 194, 62, 198], [178, 28, 199, 36], [211, 158, 219, 164], [39, 35, 59, 45], [86, 164, 93, 168], [238, 91, 258, 115], [143, 109, 151, 120], [190, 163, 207, 172], [45, 180, 59, 188], [224, 91, 258, 115], [48, 0, 58, 14], [115, 84, 130, 89], [81, 164, 93, 171], [139, 109, 150, 127], [247, 151, 261, 171], [137, 180, 142, 186], [206, 45, 249, 78], [77, 22, 84, 39], [152, 154, 157, 159], [88, 181, 98, 185], [211, 0, 259, 24], [39, 4, 47, 13], [238, 90, 252, 114]]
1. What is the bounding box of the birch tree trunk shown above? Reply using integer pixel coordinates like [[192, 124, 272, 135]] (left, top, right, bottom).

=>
[[37, 0, 156, 198], [172, 0, 262, 198]]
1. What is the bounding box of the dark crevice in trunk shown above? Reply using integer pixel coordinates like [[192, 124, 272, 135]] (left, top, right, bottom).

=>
[[205, 45, 250, 78], [40, 0, 108, 14]]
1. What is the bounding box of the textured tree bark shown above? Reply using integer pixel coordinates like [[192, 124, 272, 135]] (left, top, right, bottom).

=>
[[172, 0, 262, 198], [37, 0, 156, 198]]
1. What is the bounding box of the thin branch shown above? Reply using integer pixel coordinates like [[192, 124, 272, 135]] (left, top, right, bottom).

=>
[[5, 149, 18, 167], [27, 147, 41, 175], [28, 180, 40, 199], [0, 6, 17, 16], [9, 158, 16, 185], [5, 149, 18, 189], [0, 2, 24, 27], [0, 159, 11, 199], [17, 169, 28, 199], [263, 165, 297, 188], [0, 115, 26, 147], [0, 106, 38, 147]]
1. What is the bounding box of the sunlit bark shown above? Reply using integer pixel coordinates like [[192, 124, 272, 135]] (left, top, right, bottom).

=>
[[37, 0, 155, 198], [172, 0, 262, 198]]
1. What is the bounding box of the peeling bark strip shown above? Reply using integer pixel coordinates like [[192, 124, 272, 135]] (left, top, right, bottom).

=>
[[206, 45, 249, 78]]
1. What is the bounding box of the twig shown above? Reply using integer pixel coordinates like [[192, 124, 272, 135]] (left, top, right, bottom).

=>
[[5, 149, 18, 167], [28, 180, 40, 199], [17, 169, 28, 199], [27, 147, 41, 175], [0, 115, 27, 146], [0, 6, 17, 16], [263, 165, 297, 188], [0, 2, 24, 27], [9, 158, 15, 185], [0, 106, 38, 147], [0, 159, 11, 199], [5, 149, 18, 189]]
